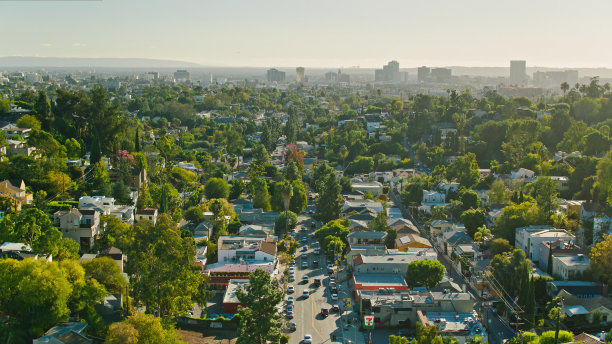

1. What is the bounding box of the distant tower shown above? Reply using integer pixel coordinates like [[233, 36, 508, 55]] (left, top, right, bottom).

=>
[[510, 60, 527, 85], [296, 67, 305, 83], [417, 66, 430, 83]]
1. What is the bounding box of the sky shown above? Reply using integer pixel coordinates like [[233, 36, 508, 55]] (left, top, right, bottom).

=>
[[1, 0, 611, 69]]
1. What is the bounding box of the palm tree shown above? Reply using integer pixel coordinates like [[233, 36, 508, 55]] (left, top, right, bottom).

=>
[[474, 225, 491, 247], [280, 182, 293, 235], [560, 82, 569, 97]]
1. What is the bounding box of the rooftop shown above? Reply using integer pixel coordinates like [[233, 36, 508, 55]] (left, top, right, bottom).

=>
[[205, 261, 275, 274], [554, 254, 590, 266], [223, 279, 249, 305], [418, 311, 485, 338], [353, 273, 408, 287], [347, 231, 388, 240]]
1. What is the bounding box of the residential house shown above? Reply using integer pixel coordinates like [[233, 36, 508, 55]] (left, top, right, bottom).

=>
[[437, 230, 473, 255], [395, 234, 432, 251], [369, 171, 394, 184], [546, 281, 608, 299], [5, 139, 36, 157], [510, 168, 536, 181], [552, 254, 591, 280], [217, 235, 277, 263], [135, 207, 158, 224], [0, 123, 31, 139], [515, 225, 575, 264], [364, 114, 384, 133], [79, 196, 135, 224], [393, 168, 418, 179], [387, 218, 419, 235], [429, 220, 454, 237], [581, 202, 604, 221], [550, 176, 570, 192], [347, 231, 387, 246], [33, 322, 91, 344], [343, 199, 384, 213], [560, 290, 612, 325], [437, 182, 460, 195], [238, 224, 273, 236], [593, 216, 612, 244], [54, 209, 101, 249], [352, 181, 383, 196], [538, 240, 585, 273], [472, 190, 490, 207], [0, 242, 51, 261], [0, 179, 33, 211], [419, 190, 447, 215]]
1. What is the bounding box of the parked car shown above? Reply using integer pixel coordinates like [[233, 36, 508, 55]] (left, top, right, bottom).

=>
[[287, 285, 294, 293], [313, 260, 319, 267], [310, 222, 316, 228], [301, 253, 308, 259], [286, 311, 294, 319], [289, 274, 295, 282], [331, 293, 338, 300], [301, 261, 308, 268], [289, 322, 297, 331], [302, 290, 309, 298], [320, 308, 329, 317]]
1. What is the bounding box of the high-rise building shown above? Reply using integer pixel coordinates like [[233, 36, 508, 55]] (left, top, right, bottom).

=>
[[174, 70, 190, 83], [375, 60, 401, 82], [510, 60, 527, 85], [431, 68, 452, 83], [267, 68, 285, 83], [417, 66, 431, 83], [533, 70, 578, 89], [296, 67, 305, 83]]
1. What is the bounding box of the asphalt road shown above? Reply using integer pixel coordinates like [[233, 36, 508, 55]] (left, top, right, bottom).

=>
[[285, 204, 362, 344]]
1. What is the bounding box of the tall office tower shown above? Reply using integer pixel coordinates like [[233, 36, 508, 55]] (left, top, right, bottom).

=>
[[375, 60, 401, 82], [174, 70, 191, 83], [417, 66, 431, 83], [510, 60, 527, 85], [267, 68, 286, 83], [431, 68, 452, 83], [296, 67, 305, 83]]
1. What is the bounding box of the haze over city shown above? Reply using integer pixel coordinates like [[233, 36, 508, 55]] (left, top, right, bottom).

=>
[[2, 0, 612, 68]]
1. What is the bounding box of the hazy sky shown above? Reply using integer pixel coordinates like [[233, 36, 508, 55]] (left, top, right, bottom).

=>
[[1, 0, 611, 68]]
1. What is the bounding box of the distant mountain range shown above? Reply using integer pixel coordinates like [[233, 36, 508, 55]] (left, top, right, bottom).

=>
[[0, 56, 202, 68]]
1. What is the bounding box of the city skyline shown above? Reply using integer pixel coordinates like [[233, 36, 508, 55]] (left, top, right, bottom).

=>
[[1, 0, 612, 69]]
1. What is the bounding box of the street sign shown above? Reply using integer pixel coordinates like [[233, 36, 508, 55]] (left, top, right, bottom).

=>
[[364, 315, 374, 329]]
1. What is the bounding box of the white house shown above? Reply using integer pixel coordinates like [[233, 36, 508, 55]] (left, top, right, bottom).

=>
[[552, 254, 591, 280], [54, 209, 101, 249], [352, 181, 384, 196], [515, 225, 575, 264], [510, 168, 536, 181], [217, 235, 277, 263], [593, 216, 612, 244], [423, 190, 445, 203], [79, 196, 135, 224]]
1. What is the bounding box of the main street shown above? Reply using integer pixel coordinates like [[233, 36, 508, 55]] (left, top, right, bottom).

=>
[[285, 203, 364, 344]]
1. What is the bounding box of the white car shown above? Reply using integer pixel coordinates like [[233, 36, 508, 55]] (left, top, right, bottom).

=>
[[302, 290, 309, 298], [303, 334, 313, 343], [331, 293, 338, 300], [287, 285, 295, 293]]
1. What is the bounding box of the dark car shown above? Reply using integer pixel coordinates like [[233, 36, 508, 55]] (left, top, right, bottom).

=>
[[320, 308, 329, 317], [331, 304, 340, 312], [314, 278, 321, 287], [313, 260, 319, 267]]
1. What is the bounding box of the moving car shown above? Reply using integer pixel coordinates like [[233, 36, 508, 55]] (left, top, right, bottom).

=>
[[331, 293, 338, 300], [314, 278, 321, 287], [302, 276, 309, 284], [302, 290, 309, 298], [301, 253, 308, 259], [313, 260, 319, 267], [320, 308, 329, 317], [310, 222, 316, 228], [332, 304, 340, 312], [301, 261, 308, 268]]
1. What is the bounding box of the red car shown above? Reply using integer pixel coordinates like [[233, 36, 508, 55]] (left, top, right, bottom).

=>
[[286, 311, 294, 319], [310, 222, 316, 228]]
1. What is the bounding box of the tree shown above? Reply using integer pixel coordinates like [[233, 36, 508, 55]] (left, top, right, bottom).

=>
[[274, 211, 297, 236], [64, 138, 82, 158], [474, 225, 492, 247], [446, 153, 480, 188], [560, 82, 570, 96], [325, 235, 346, 262], [490, 238, 513, 256], [589, 234, 612, 285], [488, 179, 508, 204], [412, 323, 444, 344], [314, 174, 343, 223], [229, 180, 245, 200], [494, 201, 540, 243], [16, 114, 41, 130], [236, 269, 285, 344], [204, 177, 229, 200], [283, 160, 302, 182], [596, 150, 612, 202], [112, 180, 133, 205], [106, 313, 184, 344], [81, 257, 127, 294], [405, 260, 445, 288], [460, 209, 486, 238], [490, 249, 532, 296], [289, 180, 308, 214], [251, 178, 271, 211], [528, 177, 559, 219], [460, 190, 480, 210], [126, 215, 208, 318], [33, 90, 51, 128], [277, 235, 299, 256]]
